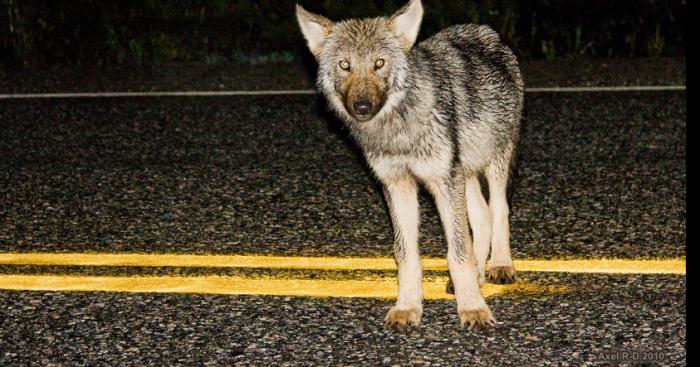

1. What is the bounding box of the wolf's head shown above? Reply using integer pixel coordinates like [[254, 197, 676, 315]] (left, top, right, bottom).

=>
[[296, 0, 423, 123]]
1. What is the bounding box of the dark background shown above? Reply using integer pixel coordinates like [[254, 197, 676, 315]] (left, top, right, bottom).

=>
[[1, 0, 687, 71]]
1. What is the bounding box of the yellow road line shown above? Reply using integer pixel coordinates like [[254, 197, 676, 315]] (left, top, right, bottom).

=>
[[0, 253, 685, 274], [0, 274, 567, 299], [514, 259, 686, 274], [0, 253, 405, 270]]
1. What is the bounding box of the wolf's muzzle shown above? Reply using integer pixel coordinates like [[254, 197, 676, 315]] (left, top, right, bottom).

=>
[[353, 100, 373, 119]]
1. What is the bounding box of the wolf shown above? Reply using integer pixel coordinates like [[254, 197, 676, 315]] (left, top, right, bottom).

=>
[[296, 0, 523, 330]]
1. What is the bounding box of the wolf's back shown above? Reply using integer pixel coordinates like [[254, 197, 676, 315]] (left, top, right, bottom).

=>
[[414, 23, 523, 103], [407, 23, 523, 172]]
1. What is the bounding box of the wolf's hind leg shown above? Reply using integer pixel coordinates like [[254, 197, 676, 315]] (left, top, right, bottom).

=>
[[466, 174, 491, 287], [426, 175, 495, 330], [485, 155, 517, 284], [382, 175, 423, 330]]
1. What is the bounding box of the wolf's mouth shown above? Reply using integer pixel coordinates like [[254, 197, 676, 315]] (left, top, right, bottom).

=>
[[354, 112, 374, 122]]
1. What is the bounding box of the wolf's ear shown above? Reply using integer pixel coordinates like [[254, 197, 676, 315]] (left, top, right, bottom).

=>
[[389, 0, 423, 50], [296, 4, 333, 59]]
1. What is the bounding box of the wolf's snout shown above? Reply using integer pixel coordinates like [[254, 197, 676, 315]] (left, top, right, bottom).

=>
[[346, 95, 383, 122], [353, 101, 373, 117]]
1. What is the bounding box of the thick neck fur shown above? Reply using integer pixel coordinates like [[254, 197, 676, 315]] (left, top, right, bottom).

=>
[[332, 51, 435, 157]]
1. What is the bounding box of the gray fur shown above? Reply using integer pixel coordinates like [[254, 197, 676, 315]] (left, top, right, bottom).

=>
[[297, 0, 522, 329], [328, 23, 522, 173]]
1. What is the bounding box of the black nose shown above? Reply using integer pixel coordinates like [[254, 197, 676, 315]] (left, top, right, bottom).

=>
[[353, 101, 373, 116]]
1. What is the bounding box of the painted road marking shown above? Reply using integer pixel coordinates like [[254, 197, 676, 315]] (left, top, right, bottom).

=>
[[0, 253, 686, 274], [0, 90, 317, 99], [0, 274, 568, 299], [525, 85, 686, 92], [0, 85, 686, 99]]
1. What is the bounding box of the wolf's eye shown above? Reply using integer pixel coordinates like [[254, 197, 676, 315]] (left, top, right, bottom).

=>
[[339, 60, 350, 70], [375, 59, 385, 69]]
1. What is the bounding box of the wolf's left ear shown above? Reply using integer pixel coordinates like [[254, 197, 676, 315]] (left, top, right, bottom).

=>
[[296, 4, 333, 59], [389, 0, 423, 50]]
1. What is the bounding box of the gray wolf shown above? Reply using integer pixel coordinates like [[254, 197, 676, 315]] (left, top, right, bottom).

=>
[[296, 0, 523, 330]]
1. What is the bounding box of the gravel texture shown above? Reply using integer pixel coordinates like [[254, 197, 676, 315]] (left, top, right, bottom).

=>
[[0, 62, 686, 366], [0, 92, 686, 258], [0, 273, 685, 366], [0, 265, 427, 281]]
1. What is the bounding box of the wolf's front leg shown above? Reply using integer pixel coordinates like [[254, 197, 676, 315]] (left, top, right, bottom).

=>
[[426, 176, 496, 330], [382, 175, 423, 330]]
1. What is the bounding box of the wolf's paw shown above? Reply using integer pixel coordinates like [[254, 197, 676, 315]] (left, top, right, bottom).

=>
[[458, 306, 496, 330], [488, 266, 517, 284], [384, 306, 422, 331]]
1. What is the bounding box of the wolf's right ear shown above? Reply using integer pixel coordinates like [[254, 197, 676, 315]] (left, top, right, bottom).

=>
[[296, 4, 333, 59], [389, 0, 423, 51]]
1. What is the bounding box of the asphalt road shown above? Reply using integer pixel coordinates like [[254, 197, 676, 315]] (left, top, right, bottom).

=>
[[0, 90, 686, 365], [0, 92, 686, 258], [0, 273, 686, 366]]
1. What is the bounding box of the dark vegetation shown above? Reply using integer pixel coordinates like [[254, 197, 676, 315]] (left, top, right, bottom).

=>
[[1, 0, 686, 70]]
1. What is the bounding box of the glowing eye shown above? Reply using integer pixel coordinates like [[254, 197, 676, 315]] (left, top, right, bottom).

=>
[[375, 59, 385, 69], [339, 60, 350, 70]]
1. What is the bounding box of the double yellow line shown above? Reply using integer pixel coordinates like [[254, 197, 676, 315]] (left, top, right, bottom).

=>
[[0, 253, 686, 273], [0, 253, 685, 299]]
